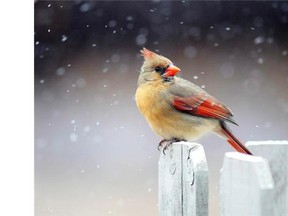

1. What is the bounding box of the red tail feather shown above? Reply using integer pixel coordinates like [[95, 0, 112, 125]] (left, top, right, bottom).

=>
[[220, 122, 252, 155]]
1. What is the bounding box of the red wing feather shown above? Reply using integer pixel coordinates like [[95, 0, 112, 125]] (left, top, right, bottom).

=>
[[173, 94, 237, 125]]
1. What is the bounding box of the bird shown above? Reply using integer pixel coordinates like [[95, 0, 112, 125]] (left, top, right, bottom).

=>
[[135, 48, 252, 155]]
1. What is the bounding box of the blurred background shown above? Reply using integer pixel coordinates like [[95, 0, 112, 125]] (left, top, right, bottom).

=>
[[35, 1, 288, 216]]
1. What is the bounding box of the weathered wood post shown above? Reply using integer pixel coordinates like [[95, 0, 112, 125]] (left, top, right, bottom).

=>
[[220, 152, 274, 216], [158, 142, 208, 216], [246, 141, 288, 216]]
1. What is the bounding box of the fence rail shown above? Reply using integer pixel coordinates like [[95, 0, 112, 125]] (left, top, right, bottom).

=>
[[220, 152, 274, 216], [158, 141, 288, 216], [246, 141, 288, 216]]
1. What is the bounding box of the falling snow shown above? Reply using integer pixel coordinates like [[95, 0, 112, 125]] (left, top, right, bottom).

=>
[[80, 3, 91, 12], [108, 20, 117, 28], [56, 67, 66, 76], [83, 126, 91, 133], [126, 16, 133, 21], [102, 68, 108, 73], [184, 46, 197, 58], [254, 36, 265, 44], [135, 34, 147, 46], [35, 2, 288, 216], [219, 62, 235, 78], [70, 133, 78, 142], [257, 57, 264, 64], [76, 78, 86, 88], [61, 35, 68, 42]]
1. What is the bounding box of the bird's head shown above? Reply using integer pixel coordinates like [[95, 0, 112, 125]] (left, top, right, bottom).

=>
[[138, 48, 181, 85]]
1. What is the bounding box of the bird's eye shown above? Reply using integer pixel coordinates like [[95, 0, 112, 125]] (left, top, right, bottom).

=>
[[155, 66, 162, 73]]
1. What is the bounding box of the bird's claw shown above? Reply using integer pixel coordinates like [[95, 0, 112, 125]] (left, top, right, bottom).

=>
[[157, 139, 167, 151], [158, 139, 174, 155], [158, 138, 187, 155], [162, 140, 174, 155]]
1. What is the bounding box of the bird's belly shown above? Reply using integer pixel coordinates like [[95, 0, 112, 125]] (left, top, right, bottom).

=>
[[147, 111, 219, 141]]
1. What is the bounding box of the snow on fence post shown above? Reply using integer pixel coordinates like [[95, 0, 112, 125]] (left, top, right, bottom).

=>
[[246, 141, 288, 216], [220, 152, 274, 216], [158, 142, 208, 216]]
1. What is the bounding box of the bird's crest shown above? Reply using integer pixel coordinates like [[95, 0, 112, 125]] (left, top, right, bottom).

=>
[[140, 48, 156, 59]]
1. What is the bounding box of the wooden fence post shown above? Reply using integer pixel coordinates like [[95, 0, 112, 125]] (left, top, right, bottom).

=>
[[158, 142, 208, 216], [220, 152, 274, 216], [246, 141, 288, 216]]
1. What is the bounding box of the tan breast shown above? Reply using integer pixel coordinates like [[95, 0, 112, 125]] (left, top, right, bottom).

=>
[[135, 80, 171, 133], [136, 80, 171, 117]]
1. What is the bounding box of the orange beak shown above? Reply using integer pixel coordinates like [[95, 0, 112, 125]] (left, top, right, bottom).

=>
[[164, 65, 181, 77]]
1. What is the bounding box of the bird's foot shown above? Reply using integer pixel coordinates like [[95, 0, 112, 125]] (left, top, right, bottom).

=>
[[158, 138, 187, 155]]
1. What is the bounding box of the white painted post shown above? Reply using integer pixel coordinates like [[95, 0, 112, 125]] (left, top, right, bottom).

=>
[[246, 141, 288, 216], [220, 152, 274, 216], [158, 142, 208, 216]]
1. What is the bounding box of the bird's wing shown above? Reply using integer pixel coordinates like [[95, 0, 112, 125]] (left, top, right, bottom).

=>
[[169, 77, 237, 125]]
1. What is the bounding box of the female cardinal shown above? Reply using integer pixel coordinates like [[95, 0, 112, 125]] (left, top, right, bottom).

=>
[[135, 48, 252, 155]]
